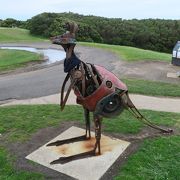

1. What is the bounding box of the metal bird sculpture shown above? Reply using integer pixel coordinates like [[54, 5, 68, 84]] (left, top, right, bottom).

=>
[[47, 22, 172, 164]]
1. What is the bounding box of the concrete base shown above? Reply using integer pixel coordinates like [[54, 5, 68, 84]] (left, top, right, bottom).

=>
[[26, 126, 130, 180], [167, 72, 180, 78]]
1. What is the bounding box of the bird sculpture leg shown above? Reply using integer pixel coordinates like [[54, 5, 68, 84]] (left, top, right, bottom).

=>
[[47, 109, 91, 147], [84, 108, 91, 139], [49, 115, 102, 164], [93, 114, 102, 155]]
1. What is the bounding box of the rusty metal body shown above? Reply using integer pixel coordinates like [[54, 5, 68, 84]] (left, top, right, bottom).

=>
[[47, 22, 172, 164], [74, 65, 127, 111]]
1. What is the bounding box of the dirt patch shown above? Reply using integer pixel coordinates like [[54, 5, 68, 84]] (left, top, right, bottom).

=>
[[3, 121, 177, 180], [113, 60, 180, 84]]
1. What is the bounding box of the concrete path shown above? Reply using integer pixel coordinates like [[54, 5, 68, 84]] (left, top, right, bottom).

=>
[[0, 92, 180, 113]]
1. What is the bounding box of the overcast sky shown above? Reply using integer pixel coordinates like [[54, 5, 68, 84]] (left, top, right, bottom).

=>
[[0, 0, 180, 20]]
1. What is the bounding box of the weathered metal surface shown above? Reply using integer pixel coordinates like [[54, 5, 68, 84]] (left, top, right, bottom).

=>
[[95, 65, 127, 90]]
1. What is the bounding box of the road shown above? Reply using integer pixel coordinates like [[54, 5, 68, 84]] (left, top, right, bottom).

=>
[[1, 42, 179, 102], [0, 43, 117, 101]]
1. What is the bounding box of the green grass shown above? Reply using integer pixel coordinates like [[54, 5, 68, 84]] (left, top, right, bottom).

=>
[[115, 135, 180, 180], [122, 78, 180, 97], [0, 49, 43, 71], [79, 42, 171, 62], [104, 109, 180, 134], [0, 147, 44, 180], [0, 27, 47, 42], [0, 105, 179, 142], [0, 105, 179, 179], [0, 105, 84, 141]]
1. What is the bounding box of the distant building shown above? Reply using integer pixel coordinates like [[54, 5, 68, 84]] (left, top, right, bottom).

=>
[[172, 41, 180, 66]]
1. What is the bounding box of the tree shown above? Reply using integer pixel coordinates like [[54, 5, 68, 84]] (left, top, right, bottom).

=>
[[0, 18, 22, 27], [25, 12, 180, 53], [28, 13, 58, 37]]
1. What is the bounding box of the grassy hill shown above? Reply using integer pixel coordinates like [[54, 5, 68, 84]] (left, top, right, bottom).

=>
[[0, 27, 174, 84], [0, 49, 43, 71], [80, 42, 171, 62], [0, 27, 171, 62], [0, 27, 47, 42], [0, 28, 46, 71]]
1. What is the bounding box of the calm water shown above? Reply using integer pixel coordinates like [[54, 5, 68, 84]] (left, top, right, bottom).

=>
[[0, 46, 66, 64]]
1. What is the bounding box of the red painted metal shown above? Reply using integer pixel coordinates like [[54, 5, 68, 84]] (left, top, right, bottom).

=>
[[74, 65, 127, 111], [95, 65, 127, 91]]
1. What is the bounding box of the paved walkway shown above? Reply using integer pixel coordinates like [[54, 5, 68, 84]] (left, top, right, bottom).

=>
[[0, 92, 180, 113]]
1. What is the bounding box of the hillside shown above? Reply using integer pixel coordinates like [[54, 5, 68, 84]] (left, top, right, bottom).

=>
[[26, 12, 180, 53], [0, 27, 171, 62], [80, 42, 171, 62], [0, 27, 46, 42], [1, 13, 180, 53]]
